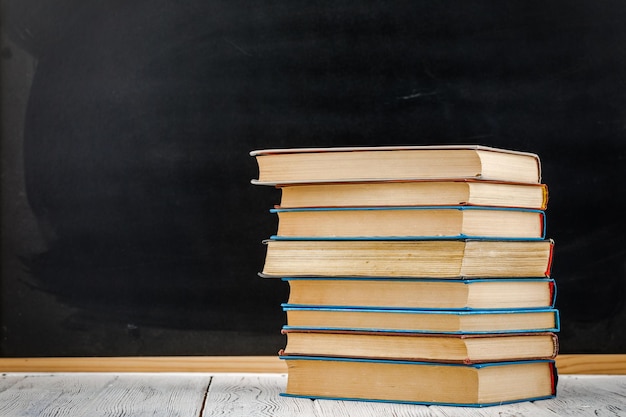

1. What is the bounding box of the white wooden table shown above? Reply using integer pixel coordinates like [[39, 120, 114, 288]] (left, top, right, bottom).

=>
[[0, 373, 624, 416]]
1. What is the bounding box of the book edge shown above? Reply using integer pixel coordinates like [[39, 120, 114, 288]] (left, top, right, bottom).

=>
[[278, 392, 556, 407], [250, 145, 538, 158]]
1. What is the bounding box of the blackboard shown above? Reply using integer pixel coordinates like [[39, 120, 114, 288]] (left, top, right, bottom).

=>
[[1, 0, 625, 356]]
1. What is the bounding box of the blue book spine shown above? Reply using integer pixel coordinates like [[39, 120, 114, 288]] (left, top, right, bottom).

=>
[[282, 306, 561, 334]]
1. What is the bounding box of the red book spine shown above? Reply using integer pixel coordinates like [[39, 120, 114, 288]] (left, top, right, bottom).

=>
[[545, 240, 555, 277]]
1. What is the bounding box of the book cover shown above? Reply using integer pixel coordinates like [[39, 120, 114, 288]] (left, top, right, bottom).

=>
[[276, 179, 549, 210], [251, 145, 542, 185], [251, 144, 541, 157], [282, 277, 557, 310], [270, 206, 546, 240], [261, 238, 555, 278], [280, 355, 557, 407], [282, 305, 561, 334], [280, 330, 560, 363]]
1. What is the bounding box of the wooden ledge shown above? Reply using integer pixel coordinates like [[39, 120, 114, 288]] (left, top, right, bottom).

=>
[[555, 354, 626, 375], [0, 355, 625, 374], [0, 356, 286, 374]]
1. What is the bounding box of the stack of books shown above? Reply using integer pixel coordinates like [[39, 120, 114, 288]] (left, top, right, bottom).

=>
[[251, 145, 559, 407]]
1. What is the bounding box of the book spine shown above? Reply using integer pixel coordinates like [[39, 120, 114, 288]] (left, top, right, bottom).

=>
[[541, 184, 549, 210], [550, 360, 559, 395], [546, 240, 555, 277], [549, 280, 557, 308]]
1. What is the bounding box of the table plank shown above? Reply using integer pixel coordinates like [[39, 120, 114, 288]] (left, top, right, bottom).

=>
[[313, 398, 438, 417], [540, 375, 626, 417], [203, 373, 318, 417], [430, 401, 559, 417], [0, 373, 115, 416], [67, 373, 210, 417], [0, 373, 211, 417], [0, 374, 26, 392], [300, 386, 560, 417]]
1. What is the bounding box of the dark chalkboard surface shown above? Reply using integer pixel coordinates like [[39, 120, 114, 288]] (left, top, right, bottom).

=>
[[2, 0, 625, 356]]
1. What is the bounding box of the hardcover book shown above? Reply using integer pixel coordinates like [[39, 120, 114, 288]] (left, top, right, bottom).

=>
[[280, 356, 557, 406], [282, 305, 561, 334], [261, 239, 554, 278], [280, 330, 559, 363], [251, 145, 542, 185], [277, 180, 549, 210], [271, 206, 546, 240], [283, 277, 556, 310]]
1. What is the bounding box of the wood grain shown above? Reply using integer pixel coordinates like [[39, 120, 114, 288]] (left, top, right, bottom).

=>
[[204, 374, 317, 417], [555, 355, 626, 375], [1, 355, 625, 374], [0, 356, 288, 373], [0, 373, 624, 416], [0, 373, 210, 417], [204, 374, 626, 417], [542, 375, 626, 416]]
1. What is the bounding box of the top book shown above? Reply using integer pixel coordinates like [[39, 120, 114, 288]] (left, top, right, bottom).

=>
[[250, 145, 542, 185]]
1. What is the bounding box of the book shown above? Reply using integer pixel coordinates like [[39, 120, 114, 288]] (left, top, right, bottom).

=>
[[271, 206, 545, 240], [280, 356, 557, 406], [250, 145, 542, 185], [280, 330, 559, 363], [261, 239, 554, 278], [282, 306, 560, 334], [283, 278, 556, 310], [277, 180, 549, 210]]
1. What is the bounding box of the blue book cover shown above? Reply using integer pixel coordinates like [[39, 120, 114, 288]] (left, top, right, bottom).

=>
[[270, 205, 546, 240], [282, 305, 561, 334], [280, 356, 557, 407]]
